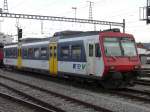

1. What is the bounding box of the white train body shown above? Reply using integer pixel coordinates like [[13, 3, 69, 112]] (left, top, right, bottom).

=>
[[4, 30, 141, 88]]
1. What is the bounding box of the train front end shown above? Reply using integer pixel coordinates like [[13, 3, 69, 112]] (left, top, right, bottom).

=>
[[100, 30, 141, 88]]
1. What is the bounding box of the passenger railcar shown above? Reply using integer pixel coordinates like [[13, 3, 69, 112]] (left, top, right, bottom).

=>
[[3, 29, 141, 88]]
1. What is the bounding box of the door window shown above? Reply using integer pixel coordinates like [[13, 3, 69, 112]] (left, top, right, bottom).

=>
[[89, 44, 93, 57], [49, 47, 52, 57], [95, 43, 101, 57], [54, 46, 57, 57]]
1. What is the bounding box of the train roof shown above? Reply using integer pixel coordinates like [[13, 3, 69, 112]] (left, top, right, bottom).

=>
[[20, 37, 50, 43], [5, 37, 51, 46], [53, 30, 100, 39], [53, 29, 120, 39]]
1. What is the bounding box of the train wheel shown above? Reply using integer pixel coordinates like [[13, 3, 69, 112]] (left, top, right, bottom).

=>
[[100, 79, 123, 89]]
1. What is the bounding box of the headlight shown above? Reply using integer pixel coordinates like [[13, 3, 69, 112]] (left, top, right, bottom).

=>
[[109, 66, 115, 70], [134, 65, 140, 69]]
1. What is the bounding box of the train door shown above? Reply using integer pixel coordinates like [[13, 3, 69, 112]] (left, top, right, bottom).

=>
[[17, 47, 22, 69], [95, 43, 104, 77], [87, 42, 96, 75], [49, 43, 57, 76], [87, 41, 104, 76]]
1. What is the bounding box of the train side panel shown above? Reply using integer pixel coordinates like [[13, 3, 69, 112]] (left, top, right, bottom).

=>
[[57, 35, 105, 78], [21, 41, 49, 71], [22, 59, 49, 70], [57, 39, 87, 75]]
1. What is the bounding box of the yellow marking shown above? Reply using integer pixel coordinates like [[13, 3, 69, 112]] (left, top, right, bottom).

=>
[[49, 43, 57, 76]]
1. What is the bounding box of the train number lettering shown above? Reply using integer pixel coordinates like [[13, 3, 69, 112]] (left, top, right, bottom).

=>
[[73, 64, 86, 70]]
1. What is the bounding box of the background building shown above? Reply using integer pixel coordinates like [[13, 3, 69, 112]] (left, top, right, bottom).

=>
[[0, 32, 13, 44]]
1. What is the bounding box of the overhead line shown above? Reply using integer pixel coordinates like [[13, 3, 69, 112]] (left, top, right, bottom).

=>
[[0, 12, 124, 27]]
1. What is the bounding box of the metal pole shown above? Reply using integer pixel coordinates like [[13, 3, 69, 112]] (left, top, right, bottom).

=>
[[0, 18, 4, 32], [41, 21, 44, 34], [72, 7, 77, 19], [123, 19, 125, 33], [87, 1, 94, 20], [147, 0, 148, 17], [94, 23, 96, 31]]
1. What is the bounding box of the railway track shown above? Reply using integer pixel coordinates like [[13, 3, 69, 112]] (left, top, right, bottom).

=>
[[0, 83, 65, 112], [140, 68, 150, 77], [2, 69, 150, 104], [134, 79, 150, 86], [0, 92, 56, 112], [110, 88, 150, 103], [0, 74, 113, 112], [2, 69, 150, 111]]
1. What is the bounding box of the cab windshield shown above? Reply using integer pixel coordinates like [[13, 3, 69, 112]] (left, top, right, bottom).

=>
[[104, 37, 137, 57], [121, 40, 136, 56]]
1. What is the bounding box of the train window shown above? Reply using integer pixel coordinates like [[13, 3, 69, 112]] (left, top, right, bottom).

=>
[[7, 49, 11, 57], [5, 48, 17, 58], [5, 49, 9, 57], [22, 48, 28, 58], [71, 45, 81, 60], [13, 48, 17, 57], [41, 47, 48, 58], [34, 48, 40, 58], [89, 44, 93, 57], [28, 48, 34, 58], [104, 37, 118, 41], [60, 46, 69, 59], [95, 43, 101, 57], [121, 40, 137, 56], [104, 38, 122, 56]]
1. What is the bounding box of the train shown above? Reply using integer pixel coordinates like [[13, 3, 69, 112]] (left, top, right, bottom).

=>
[[3, 29, 141, 88]]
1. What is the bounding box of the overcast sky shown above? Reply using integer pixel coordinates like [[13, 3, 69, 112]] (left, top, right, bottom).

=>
[[0, 0, 150, 42]]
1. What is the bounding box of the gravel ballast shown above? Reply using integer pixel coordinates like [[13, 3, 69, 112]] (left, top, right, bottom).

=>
[[0, 96, 37, 112], [0, 70, 150, 112]]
